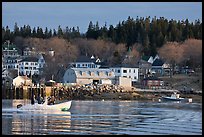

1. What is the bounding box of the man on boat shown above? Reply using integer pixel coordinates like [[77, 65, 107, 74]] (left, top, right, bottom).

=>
[[37, 95, 45, 104], [47, 95, 55, 105]]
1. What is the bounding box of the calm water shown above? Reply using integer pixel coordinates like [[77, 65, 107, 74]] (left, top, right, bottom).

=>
[[2, 99, 202, 135]]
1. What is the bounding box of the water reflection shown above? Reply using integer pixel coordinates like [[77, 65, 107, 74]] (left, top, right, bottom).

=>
[[2, 100, 72, 135], [2, 100, 202, 135]]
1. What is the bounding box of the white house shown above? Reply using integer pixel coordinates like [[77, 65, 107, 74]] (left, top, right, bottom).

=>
[[3, 56, 23, 70], [141, 54, 160, 64], [2, 42, 20, 58], [19, 57, 40, 76], [110, 66, 139, 83], [2, 69, 9, 79], [37, 54, 46, 69], [70, 55, 101, 68], [13, 76, 32, 87], [63, 68, 115, 85], [48, 48, 55, 57], [151, 58, 171, 76], [23, 47, 37, 56]]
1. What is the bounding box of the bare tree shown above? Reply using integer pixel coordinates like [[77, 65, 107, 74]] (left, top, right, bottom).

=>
[[158, 41, 184, 77]]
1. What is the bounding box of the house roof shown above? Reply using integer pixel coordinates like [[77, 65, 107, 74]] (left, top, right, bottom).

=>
[[76, 56, 96, 63], [20, 57, 39, 62], [3, 69, 18, 79], [139, 59, 152, 65], [152, 59, 164, 66], [14, 75, 32, 80], [141, 56, 151, 61], [143, 76, 163, 81], [2, 44, 18, 50], [110, 63, 139, 68]]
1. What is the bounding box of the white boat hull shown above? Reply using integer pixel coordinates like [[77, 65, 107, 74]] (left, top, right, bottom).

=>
[[162, 97, 185, 101], [18, 101, 72, 111]]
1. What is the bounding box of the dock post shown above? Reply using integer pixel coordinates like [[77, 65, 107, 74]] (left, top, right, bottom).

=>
[[23, 87, 28, 99]]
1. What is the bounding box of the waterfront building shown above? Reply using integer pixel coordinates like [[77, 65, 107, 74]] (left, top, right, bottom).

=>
[[13, 75, 32, 87], [138, 59, 152, 80], [110, 65, 139, 84], [141, 76, 164, 89], [63, 67, 115, 85]]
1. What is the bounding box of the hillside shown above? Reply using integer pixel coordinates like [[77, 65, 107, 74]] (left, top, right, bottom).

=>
[[159, 71, 202, 92]]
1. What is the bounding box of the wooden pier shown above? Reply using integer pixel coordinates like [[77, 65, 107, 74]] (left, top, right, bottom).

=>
[[1, 85, 55, 100]]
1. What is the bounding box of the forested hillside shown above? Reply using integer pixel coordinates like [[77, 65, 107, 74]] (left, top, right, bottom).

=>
[[2, 16, 202, 56], [2, 16, 202, 78]]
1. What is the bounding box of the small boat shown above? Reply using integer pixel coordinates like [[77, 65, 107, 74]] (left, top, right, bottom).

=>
[[161, 92, 192, 102], [17, 99, 72, 111]]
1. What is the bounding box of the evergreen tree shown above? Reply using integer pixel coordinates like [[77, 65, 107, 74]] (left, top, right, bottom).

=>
[[57, 25, 63, 38], [53, 29, 57, 37], [86, 21, 95, 39], [32, 27, 37, 37], [14, 22, 20, 37], [44, 27, 49, 39]]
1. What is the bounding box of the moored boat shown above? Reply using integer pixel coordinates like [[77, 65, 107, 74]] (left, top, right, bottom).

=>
[[161, 92, 192, 102]]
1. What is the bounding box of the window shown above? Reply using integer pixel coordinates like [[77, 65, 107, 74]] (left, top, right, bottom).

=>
[[134, 69, 135, 73], [117, 69, 120, 73], [129, 69, 131, 73], [25, 67, 28, 69], [26, 71, 29, 75], [25, 62, 28, 65], [134, 76, 137, 79], [123, 70, 127, 73]]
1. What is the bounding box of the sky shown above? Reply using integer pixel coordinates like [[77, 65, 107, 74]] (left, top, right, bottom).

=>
[[2, 2, 202, 33]]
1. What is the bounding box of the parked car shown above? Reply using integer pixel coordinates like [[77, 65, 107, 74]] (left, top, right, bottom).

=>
[[187, 69, 195, 74]]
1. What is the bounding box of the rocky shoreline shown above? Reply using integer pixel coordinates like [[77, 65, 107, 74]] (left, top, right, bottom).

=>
[[55, 85, 202, 103]]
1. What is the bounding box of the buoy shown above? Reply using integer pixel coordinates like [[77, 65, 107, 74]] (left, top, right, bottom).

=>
[[188, 98, 192, 103]]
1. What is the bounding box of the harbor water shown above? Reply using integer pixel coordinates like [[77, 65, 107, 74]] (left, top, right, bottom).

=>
[[2, 100, 202, 135]]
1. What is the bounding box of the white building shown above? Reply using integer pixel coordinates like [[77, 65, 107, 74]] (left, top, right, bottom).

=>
[[23, 47, 37, 56], [110, 66, 139, 83], [48, 48, 55, 57], [2, 56, 23, 70], [38, 54, 46, 69], [19, 57, 40, 76], [63, 68, 115, 85], [70, 55, 101, 68], [2, 46, 20, 58], [13, 76, 32, 87]]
